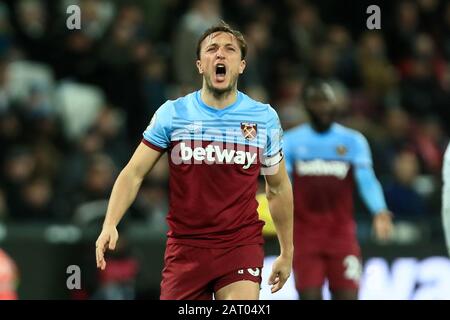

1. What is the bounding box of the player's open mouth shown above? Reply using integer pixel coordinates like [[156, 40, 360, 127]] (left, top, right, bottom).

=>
[[215, 64, 226, 82]]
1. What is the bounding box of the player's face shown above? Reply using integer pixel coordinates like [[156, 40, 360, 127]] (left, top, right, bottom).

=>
[[305, 97, 336, 132], [196, 32, 246, 95]]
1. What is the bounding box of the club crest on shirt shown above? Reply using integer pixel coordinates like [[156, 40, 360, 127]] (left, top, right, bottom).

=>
[[241, 122, 257, 140], [336, 145, 347, 156]]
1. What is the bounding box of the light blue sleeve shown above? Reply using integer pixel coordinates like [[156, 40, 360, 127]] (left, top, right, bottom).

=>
[[352, 132, 373, 168], [262, 106, 284, 167], [355, 166, 388, 215], [142, 101, 173, 150], [352, 132, 387, 215]]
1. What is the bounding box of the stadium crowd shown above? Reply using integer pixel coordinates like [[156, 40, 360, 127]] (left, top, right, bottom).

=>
[[0, 0, 449, 244]]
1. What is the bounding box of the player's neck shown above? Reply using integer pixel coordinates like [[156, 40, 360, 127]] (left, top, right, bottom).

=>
[[310, 122, 333, 134], [200, 87, 238, 109]]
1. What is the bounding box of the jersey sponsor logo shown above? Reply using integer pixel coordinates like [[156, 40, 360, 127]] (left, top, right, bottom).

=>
[[295, 159, 350, 179], [177, 142, 257, 169], [241, 122, 257, 141]]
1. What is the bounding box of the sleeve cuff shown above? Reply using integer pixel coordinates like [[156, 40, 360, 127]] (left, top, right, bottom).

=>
[[262, 150, 283, 167], [141, 139, 166, 152]]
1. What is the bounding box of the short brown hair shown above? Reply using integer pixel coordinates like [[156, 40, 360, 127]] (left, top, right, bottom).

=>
[[196, 21, 247, 60]]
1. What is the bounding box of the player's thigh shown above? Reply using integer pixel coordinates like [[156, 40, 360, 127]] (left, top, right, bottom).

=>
[[160, 244, 213, 300], [293, 252, 327, 292], [325, 252, 362, 295], [212, 244, 264, 300], [214, 279, 260, 300]]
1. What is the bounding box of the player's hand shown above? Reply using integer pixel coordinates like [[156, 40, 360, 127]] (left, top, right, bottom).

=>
[[268, 254, 292, 293], [95, 225, 119, 270], [373, 210, 394, 242]]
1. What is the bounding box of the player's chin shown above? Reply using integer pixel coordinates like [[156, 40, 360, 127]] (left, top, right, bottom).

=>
[[211, 77, 230, 88], [210, 82, 233, 94]]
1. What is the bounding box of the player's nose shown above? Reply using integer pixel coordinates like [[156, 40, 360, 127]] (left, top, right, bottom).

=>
[[216, 47, 225, 59]]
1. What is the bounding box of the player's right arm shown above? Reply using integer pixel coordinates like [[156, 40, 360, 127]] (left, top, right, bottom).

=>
[[96, 143, 162, 270], [352, 132, 393, 242], [96, 101, 173, 270]]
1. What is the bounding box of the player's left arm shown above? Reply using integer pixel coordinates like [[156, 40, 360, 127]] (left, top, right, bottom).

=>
[[262, 106, 293, 293], [353, 133, 394, 241], [264, 158, 294, 293]]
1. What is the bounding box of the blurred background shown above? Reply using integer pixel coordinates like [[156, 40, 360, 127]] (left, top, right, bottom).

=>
[[0, 0, 449, 299]]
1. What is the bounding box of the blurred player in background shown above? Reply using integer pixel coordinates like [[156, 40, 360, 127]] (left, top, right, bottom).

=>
[[95, 21, 293, 300], [443, 143, 450, 256], [284, 80, 394, 300]]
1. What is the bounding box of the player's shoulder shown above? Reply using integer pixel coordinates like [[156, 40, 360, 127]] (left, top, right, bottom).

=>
[[240, 91, 278, 119], [332, 123, 368, 144], [284, 123, 310, 140]]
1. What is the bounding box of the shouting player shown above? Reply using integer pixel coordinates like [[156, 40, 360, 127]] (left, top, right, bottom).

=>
[[95, 21, 293, 300], [284, 80, 393, 300]]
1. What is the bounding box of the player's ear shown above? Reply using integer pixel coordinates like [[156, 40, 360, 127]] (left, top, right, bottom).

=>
[[239, 59, 246, 74], [196, 60, 204, 74]]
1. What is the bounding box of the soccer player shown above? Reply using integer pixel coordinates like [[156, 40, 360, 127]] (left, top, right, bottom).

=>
[[284, 80, 393, 300], [443, 143, 450, 256], [95, 21, 293, 300]]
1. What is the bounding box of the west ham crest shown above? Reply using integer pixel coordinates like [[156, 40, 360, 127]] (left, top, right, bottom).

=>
[[241, 122, 257, 140], [336, 145, 348, 156]]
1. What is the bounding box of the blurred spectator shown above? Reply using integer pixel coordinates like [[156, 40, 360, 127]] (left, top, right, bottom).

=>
[[387, 0, 420, 63], [0, 187, 8, 221], [71, 153, 117, 223], [327, 25, 360, 88], [288, 3, 325, 66], [357, 32, 398, 101], [172, 0, 221, 87], [1, 147, 36, 217], [384, 151, 428, 220], [92, 107, 130, 167], [141, 53, 169, 117], [370, 107, 414, 174], [77, 153, 117, 202], [240, 19, 271, 90], [412, 116, 447, 175], [16, 176, 56, 221], [442, 2, 450, 61], [0, 3, 12, 58]]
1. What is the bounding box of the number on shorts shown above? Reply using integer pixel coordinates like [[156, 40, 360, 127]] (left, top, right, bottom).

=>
[[343, 255, 362, 281]]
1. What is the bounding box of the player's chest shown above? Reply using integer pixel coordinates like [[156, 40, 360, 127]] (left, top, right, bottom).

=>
[[293, 141, 353, 179], [170, 118, 267, 147]]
